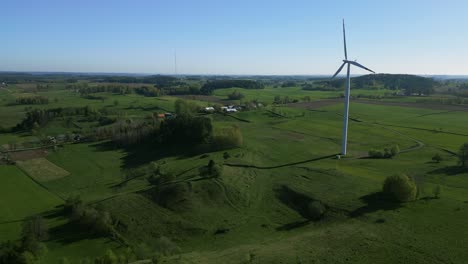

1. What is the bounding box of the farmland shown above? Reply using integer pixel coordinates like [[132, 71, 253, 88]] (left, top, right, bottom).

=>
[[1, 73, 468, 263]]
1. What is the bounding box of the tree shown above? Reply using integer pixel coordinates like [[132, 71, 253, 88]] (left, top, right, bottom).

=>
[[199, 160, 223, 178], [433, 185, 441, 199], [458, 143, 468, 168], [21, 216, 48, 242], [307, 201, 326, 220], [174, 99, 200, 115], [273, 95, 282, 104], [383, 174, 417, 202], [227, 90, 245, 100], [390, 145, 400, 157], [432, 153, 443, 163], [95, 249, 118, 264]]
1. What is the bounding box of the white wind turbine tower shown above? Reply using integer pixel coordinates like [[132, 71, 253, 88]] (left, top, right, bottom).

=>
[[332, 19, 375, 156]]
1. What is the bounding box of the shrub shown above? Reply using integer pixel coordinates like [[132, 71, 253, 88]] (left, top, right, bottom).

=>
[[433, 185, 441, 199], [382, 174, 417, 202], [147, 167, 175, 186], [368, 149, 384, 158], [306, 201, 326, 220], [199, 160, 223, 178], [369, 144, 400, 159], [227, 90, 245, 100], [391, 145, 400, 156], [174, 99, 200, 115], [432, 153, 442, 163], [458, 143, 468, 167]]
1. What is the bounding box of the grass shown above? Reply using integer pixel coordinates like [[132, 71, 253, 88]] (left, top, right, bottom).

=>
[[0, 165, 63, 242], [1, 82, 468, 263], [16, 157, 70, 182]]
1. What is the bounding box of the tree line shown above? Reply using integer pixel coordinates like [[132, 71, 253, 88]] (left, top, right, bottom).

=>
[[14, 106, 104, 131], [305, 74, 435, 95], [201, 80, 264, 95], [13, 96, 49, 105]]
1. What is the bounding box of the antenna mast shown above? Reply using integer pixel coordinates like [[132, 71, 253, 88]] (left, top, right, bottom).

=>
[[174, 50, 178, 76]]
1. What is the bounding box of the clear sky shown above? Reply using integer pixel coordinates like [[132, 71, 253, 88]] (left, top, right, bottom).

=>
[[2, 0, 468, 75]]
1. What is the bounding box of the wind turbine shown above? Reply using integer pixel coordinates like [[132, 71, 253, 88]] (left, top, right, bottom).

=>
[[332, 19, 375, 156]]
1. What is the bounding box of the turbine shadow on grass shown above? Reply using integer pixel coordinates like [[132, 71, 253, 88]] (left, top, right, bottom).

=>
[[428, 166, 468, 176], [225, 154, 337, 170], [350, 192, 401, 218]]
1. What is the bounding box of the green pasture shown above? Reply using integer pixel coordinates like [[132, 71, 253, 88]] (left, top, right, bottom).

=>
[[1, 83, 468, 263]]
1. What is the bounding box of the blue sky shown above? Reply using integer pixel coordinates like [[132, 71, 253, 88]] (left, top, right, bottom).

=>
[[2, 0, 468, 75]]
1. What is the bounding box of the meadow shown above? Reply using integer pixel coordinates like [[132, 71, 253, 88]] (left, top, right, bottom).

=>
[[0, 76, 468, 263]]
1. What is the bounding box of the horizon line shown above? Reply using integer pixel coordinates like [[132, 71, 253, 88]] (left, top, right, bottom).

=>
[[1, 70, 467, 78]]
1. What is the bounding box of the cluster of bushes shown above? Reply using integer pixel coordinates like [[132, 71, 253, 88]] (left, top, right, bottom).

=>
[[201, 80, 264, 95], [368, 145, 400, 159], [134, 86, 162, 97], [82, 94, 106, 100], [159, 114, 213, 145], [174, 99, 201, 115], [227, 90, 245, 100], [162, 85, 201, 95], [273, 95, 299, 104], [96, 119, 159, 146], [281, 81, 297, 87], [302, 82, 339, 91], [147, 163, 175, 185], [78, 84, 132, 95], [14, 96, 49, 105], [14, 106, 107, 131], [63, 196, 114, 236], [0, 216, 49, 263]]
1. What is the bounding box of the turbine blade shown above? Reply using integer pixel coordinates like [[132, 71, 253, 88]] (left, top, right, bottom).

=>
[[332, 62, 346, 79], [348, 61, 375, 73], [343, 19, 348, 60]]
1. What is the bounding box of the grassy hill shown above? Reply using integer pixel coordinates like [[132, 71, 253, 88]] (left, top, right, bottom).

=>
[[1, 76, 468, 263]]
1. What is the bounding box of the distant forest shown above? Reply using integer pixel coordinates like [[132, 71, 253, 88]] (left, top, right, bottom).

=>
[[306, 74, 436, 95]]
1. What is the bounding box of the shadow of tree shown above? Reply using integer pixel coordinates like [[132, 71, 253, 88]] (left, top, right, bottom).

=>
[[276, 220, 310, 231], [350, 192, 401, 218], [428, 166, 467, 176], [48, 221, 104, 245], [274, 185, 323, 231], [91, 141, 219, 169]]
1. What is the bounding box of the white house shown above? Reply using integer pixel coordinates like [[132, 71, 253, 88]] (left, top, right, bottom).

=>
[[204, 106, 215, 112]]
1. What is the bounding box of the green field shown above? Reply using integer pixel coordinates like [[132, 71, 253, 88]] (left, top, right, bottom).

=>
[[16, 158, 70, 182], [1, 76, 468, 263], [0, 166, 62, 241]]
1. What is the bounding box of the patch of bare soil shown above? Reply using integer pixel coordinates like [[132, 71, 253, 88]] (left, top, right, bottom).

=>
[[9, 149, 48, 161]]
